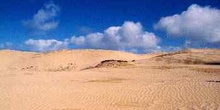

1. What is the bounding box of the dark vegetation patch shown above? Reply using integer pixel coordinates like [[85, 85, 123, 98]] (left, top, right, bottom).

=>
[[21, 65, 37, 70], [82, 60, 132, 70], [95, 60, 129, 68], [204, 62, 220, 65], [206, 80, 220, 83]]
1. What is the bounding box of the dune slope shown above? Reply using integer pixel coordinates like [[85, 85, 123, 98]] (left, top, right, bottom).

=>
[[0, 49, 138, 71]]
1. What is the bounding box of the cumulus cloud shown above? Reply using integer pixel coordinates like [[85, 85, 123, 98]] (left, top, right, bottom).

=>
[[70, 21, 160, 53], [25, 39, 68, 52], [23, 1, 60, 34], [155, 4, 220, 44], [23, 21, 160, 53]]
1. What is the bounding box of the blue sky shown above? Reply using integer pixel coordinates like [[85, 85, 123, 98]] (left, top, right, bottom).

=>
[[0, 0, 220, 53]]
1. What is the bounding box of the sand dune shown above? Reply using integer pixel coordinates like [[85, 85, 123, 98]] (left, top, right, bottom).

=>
[[0, 50, 35, 70], [151, 49, 220, 65], [0, 49, 220, 110], [0, 49, 138, 71]]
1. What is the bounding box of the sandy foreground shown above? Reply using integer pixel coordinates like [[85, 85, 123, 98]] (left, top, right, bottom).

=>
[[0, 49, 220, 110]]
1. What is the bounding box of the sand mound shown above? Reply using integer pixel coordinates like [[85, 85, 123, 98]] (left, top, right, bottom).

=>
[[152, 49, 220, 65], [0, 49, 138, 71]]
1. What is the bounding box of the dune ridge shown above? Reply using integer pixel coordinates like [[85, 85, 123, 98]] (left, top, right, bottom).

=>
[[2, 48, 219, 72], [0, 49, 139, 71]]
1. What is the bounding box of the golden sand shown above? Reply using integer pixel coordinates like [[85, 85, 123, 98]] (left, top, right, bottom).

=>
[[0, 49, 220, 110]]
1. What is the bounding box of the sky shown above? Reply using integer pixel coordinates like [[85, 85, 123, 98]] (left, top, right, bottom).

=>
[[0, 0, 220, 53]]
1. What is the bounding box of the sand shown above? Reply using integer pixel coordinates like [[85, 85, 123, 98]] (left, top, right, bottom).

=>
[[0, 49, 220, 110]]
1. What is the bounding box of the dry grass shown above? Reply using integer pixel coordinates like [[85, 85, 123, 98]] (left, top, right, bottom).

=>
[[47, 63, 76, 72], [190, 67, 220, 73], [82, 60, 133, 70], [21, 65, 37, 70], [94, 60, 132, 68]]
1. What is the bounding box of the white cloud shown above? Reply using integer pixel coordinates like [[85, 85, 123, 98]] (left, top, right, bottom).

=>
[[23, 1, 60, 33], [23, 21, 160, 53], [25, 39, 68, 52], [155, 4, 220, 44], [70, 21, 160, 53]]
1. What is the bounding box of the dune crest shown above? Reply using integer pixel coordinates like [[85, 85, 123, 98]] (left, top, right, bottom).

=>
[[1, 49, 220, 71]]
